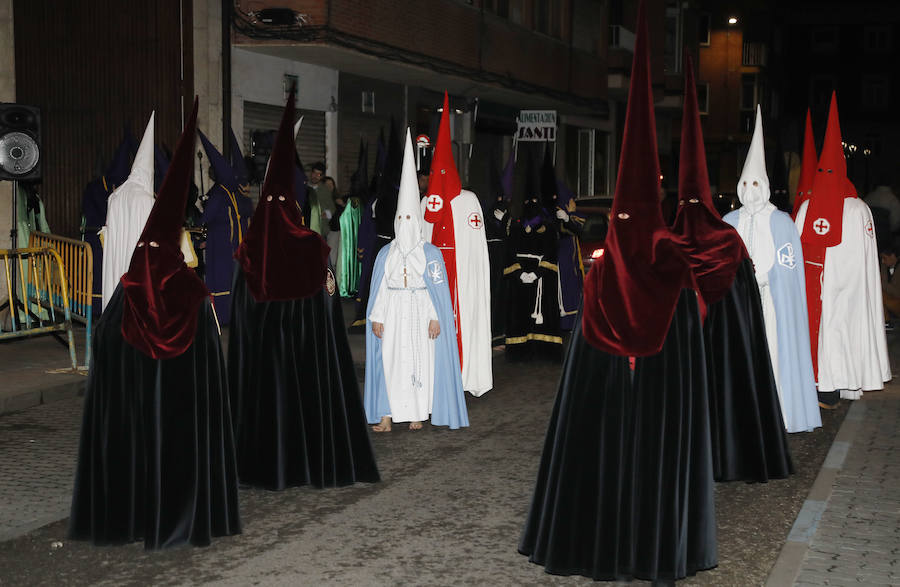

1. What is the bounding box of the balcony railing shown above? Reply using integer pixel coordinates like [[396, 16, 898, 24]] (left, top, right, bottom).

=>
[[609, 25, 635, 52], [742, 42, 768, 67]]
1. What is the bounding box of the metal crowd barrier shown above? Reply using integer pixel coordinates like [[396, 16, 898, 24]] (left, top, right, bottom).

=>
[[28, 232, 94, 369], [0, 246, 78, 370]]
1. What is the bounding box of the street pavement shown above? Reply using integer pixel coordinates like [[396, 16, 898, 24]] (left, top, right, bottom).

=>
[[0, 311, 898, 586]]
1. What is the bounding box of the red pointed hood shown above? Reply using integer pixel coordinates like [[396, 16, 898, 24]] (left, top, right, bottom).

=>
[[581, 0, 692, 356], [120, 97, 208, 359], [801, 92, 851, 250], [792, 109, 816, 218], [671, 54, 747, 305], [235, 90, 329, 302], [423, 92, 462, 223]]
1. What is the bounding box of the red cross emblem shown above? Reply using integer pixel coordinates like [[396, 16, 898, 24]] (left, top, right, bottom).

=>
[[813, 218, 830, 235], [426, 194, 444, 212], [865, 220, 874, 238], [467, 212, 482, 229]]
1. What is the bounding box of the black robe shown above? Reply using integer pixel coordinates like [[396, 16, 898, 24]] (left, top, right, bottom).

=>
[[705, 258, 794, 482], [519, 290, 717, 581], [503, 219, 562, 361], [485, 200, 508, 346], [69, 286, 241, 548], [228, 267, 380, 490]]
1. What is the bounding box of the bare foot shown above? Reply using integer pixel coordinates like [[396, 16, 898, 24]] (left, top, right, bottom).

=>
[[409, 421, 423, 431], [372, 416, 392, 432]]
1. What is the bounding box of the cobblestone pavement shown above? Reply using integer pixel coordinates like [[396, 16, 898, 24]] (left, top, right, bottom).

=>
[[791, 390, 900, 586]]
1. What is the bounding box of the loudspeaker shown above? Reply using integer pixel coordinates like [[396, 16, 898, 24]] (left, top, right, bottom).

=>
[[0, 104, 41, 181]]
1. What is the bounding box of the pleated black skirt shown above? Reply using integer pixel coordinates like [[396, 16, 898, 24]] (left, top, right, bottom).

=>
[[228, 268, 380, 491], [705, 258, 793, 482], [519, 290, 717, 581], [69, 286, 241, 548]]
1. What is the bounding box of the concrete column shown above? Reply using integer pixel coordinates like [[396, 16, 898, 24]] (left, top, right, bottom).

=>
[[193, 0, 223, 182], [0, 0, 15, 305]]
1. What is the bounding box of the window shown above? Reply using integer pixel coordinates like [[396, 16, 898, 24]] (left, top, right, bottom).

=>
[[698, 13, 711, 46], [664, 3, 683, 73], [485, 0, 509, 17], [810, 26, 839, 54], [862, 75, 889, 111], [567, 128, 610, 197], [864, 26, 892, 53], [697, 83, 710, 115], [533, 0, 562, 39], [740, 74, 757, 111], [361, 91, 375, 114]]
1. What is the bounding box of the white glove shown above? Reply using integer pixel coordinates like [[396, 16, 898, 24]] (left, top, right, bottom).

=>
[[494, 208, 505, 221], [324, 209, 333, 220], [555, 208, 569, 222], [520, 272, 537, 284]]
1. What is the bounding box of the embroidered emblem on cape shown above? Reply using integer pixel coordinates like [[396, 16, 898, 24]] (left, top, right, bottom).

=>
[[425, 194, 444, 212], [467, 212, 483, 229], [865, 220, 874, 238], [812, 217, 831, 235], [427, 260, 444, 284], [325, 268, 336, 296], [777, 243, 796, 269]]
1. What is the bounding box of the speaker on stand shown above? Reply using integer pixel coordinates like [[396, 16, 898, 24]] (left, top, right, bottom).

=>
[[0, 103, 42, 328]]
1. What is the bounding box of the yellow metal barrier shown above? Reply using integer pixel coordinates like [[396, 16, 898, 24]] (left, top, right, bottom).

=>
[[28, 232, 94, 368], [0, 246, 78, 370]]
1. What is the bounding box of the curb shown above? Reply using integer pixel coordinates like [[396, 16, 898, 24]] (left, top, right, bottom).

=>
[[765, 400, 866, 586], [0, 379, 86, 416]]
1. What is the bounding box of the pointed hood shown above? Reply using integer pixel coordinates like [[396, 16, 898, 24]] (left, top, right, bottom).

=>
[[374, 119, 402, 235], [127, 112, 155, 191], [369, 127, 387, 198], [395, 129, 424, 252], [792, 109, 817, 218], [770, 131, 790, 211], [350, 137, 368, 199], [736, 105, 771, 214], [229, 128, 250, 186], [671, 54, 747, 305], [801, 92, 850, 249], [423, 92, 462, 225], [120, 97, 208, 359], [500, 147, 515, 202], [488, 149, 504, 202], [199, 130, 238, 193], [581, 0, 691, 356], [236, 90, 329, 302]]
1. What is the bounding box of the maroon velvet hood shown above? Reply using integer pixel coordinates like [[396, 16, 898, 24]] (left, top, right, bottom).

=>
[[235, 91, 329, 302], [581, 0, 693, 357], [671, 54, 747, 306], [120, 97, 209, 359]]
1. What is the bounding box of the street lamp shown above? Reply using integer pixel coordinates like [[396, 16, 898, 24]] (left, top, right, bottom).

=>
[[728, 17, 738, 25]]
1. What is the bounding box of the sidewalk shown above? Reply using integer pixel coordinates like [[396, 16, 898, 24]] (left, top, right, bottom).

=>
[[0, 330, 87, 415]]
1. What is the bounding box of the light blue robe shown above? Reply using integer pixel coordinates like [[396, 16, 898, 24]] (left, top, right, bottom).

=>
[[364, 243, 469, 429], [724, 208, 821, 432]]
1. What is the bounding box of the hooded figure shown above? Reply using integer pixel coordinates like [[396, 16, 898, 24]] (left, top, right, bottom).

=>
[[228, 91, 379, 490], [82, 129, 137, 315], [484, 148, 513, 344], [198, 130, 252, 324], [794, 93, 891, 404], [724, 107, 821, 434], [502, 146, 562, 361], [337, 138, 366, 297], [519, 2, 716, 580], [542, 146, 585, 331], [365, 128, 469, 432], [99, 113, 157, 311], [420, 93, 493, 396], [791, 110, 816, 219], [70, 98, 242, 549], [672, 75, 792, 482]]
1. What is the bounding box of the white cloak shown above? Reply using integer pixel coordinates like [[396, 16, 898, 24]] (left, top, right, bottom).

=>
[[421, 189, 493, 396], [99, 186, 154, 310], [795, 198, 891, 396]]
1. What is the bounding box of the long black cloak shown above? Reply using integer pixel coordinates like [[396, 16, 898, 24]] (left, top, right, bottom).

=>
[[228, 267, 380, 490], [705, 258, 793, 482], [69, 285, 241, 548], [519, 290, 717, 581]]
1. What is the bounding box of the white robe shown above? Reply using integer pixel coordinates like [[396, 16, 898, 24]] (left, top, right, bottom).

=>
[[368, 247, 438, 423], [795, 198, 891, 396], [421, 189, 493, 396], [99, 184, 154, 310]]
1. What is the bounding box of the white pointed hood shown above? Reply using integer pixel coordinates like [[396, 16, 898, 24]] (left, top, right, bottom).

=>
[[737, 105, 771, 215], [126, 112, 156, 192], [395, 128, 423, 253]]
